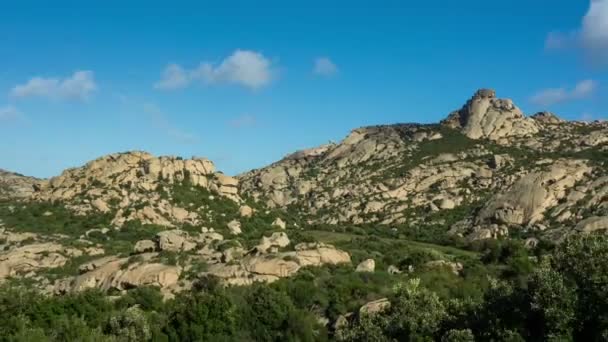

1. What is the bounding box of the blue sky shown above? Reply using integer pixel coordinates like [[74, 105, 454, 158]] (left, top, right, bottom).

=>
[[1, 0, 606, 178]]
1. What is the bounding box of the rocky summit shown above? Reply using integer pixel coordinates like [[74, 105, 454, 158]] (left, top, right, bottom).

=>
[[0, 88, 607, 341]]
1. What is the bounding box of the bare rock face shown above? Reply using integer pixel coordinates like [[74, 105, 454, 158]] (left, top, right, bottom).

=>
[[576, 216, 608, 234], [0, 242, 81, 281], [0, 169, 40, 199], [442, 89, 539, 140], [476, 160, 591, 227], [56, 253, 181, 295]]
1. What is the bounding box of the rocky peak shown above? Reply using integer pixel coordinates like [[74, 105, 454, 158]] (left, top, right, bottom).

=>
[[472, 88, 496, 99], [0, 169, 40, 199], [442, 89, 539, 140], [31, 151, 240, 225], [531, 111, 564, 125]]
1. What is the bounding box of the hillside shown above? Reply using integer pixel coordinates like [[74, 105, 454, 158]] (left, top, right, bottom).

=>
[[239, 89, 608, 243], [0, 89, 607, 341]]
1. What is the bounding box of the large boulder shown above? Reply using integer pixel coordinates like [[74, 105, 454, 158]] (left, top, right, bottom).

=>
[[134, 240, 156, 254], [355, 259, 375, 273], [359, 298, 391, 315], [239, 205, 254, 218], [227, 220, 242, 235], [156, 230, 196, 252], [576, 216, 608, 234], [272, 217, 287, 229]]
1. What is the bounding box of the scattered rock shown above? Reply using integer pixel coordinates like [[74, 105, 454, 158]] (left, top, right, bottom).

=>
[[355, 259, 375, 273], [272, 218, 287, 229], [239, 205, 254, 218], [359, 298, 391, 315], [227, 220, 242, 235], [134, 240, 157, 254]]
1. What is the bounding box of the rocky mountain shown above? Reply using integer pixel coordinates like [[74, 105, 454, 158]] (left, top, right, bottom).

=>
[[0, 88, 607, 340], [239, 89, 608, 242]]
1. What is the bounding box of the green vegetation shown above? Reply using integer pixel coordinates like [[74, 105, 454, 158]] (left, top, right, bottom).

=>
[[0, 234, 605, 341]]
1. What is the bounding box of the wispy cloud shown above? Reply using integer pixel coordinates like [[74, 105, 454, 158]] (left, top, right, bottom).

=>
[[155, 50, 276, 91], [530, 80, 598, 106], [0, 105, 21, 122], [228, 114, 256, 128], [10, 70, 97, 101], [313, 57, 338, 77], [154, 64, 189, 90], [546, 0, 608, 64], [143, 103, 198, 143]]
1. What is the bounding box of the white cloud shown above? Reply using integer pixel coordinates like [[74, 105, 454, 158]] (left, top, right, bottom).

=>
[[10, 70, 97, 101], [0, 105, 21, 121], [582, 0, 608, 58], [154, 64, 189, 90], [313, 57, 338, 76], [154, 50, 275, 91], [228, 114, 256, 128], [531, 79, 598, 106], [546, 0, 608, 62]]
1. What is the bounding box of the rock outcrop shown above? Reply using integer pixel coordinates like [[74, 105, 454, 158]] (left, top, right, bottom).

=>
[[56, 253, 181, 295], [206, 242, 351, 285], [476, 160, 591, 226], [441, 89, 539, 140], [30, 151, 240, 228], [0, 169, 39, 199], [0, 242, 81, 281]]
